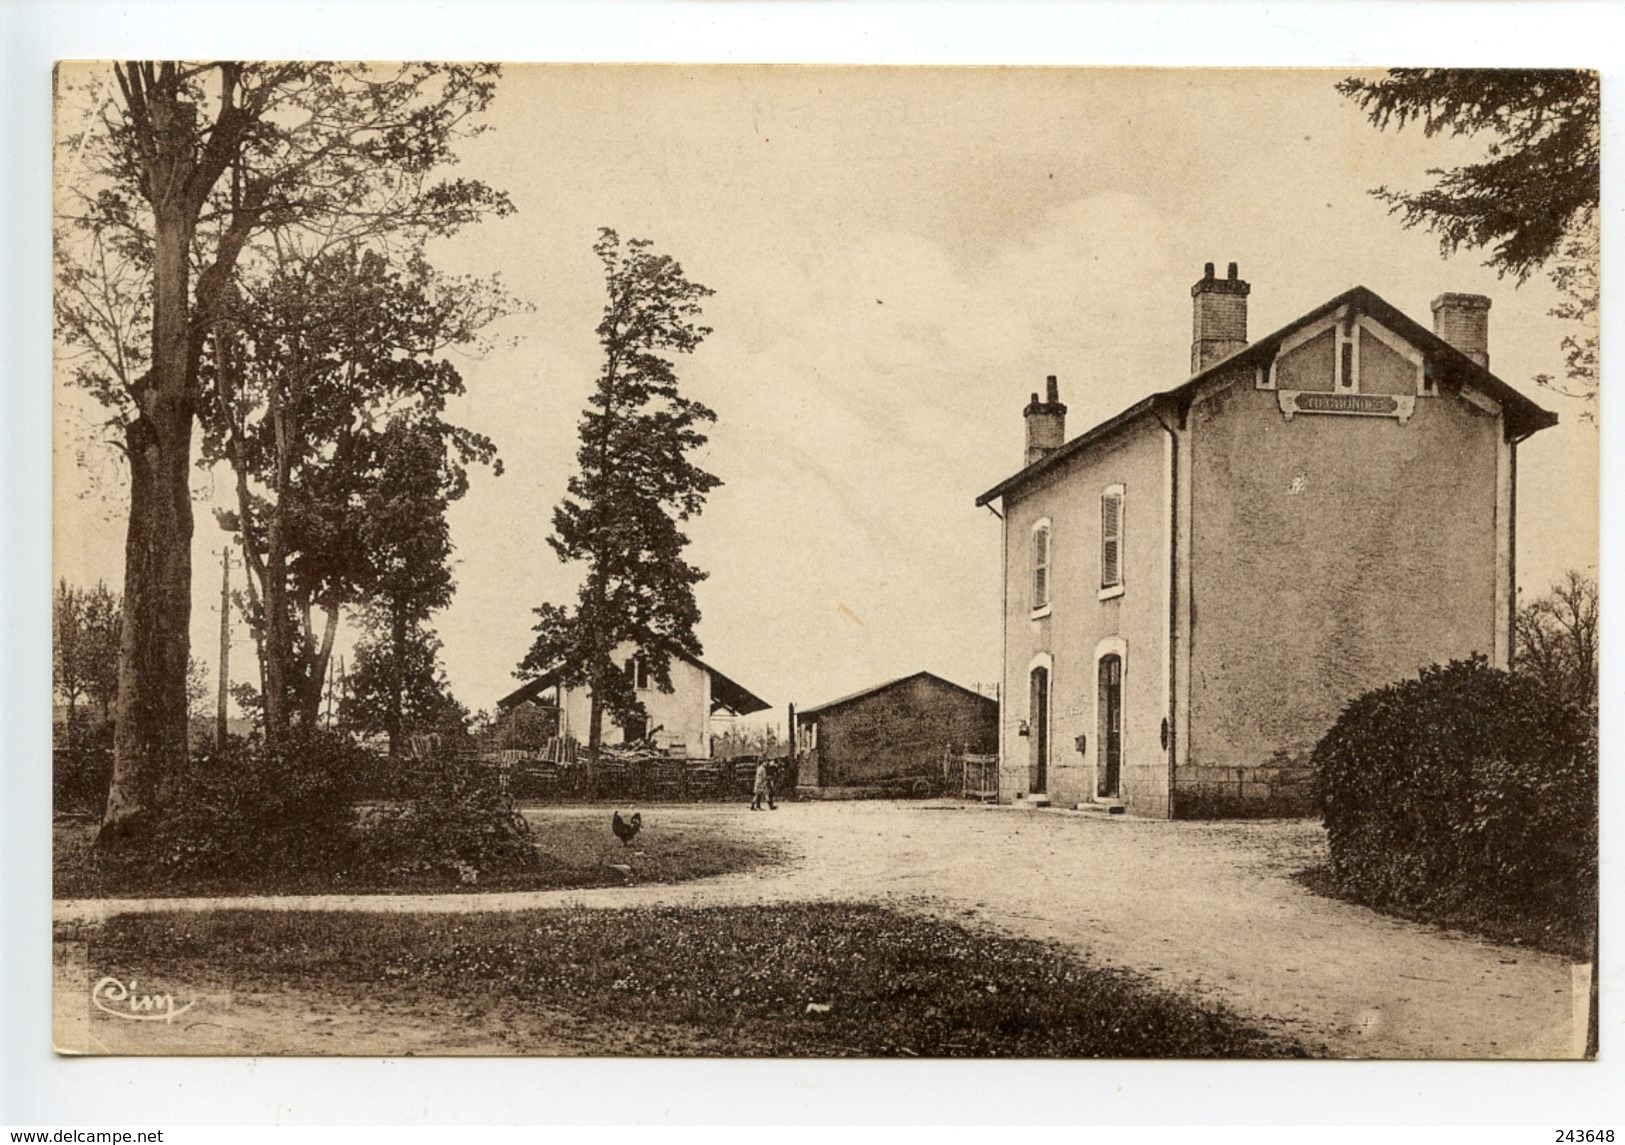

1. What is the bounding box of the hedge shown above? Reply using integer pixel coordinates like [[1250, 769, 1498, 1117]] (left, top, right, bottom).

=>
[[1313, 656, 1596, 952]]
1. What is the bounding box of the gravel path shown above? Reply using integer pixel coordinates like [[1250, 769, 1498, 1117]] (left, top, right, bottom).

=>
[[53, 801, 1585, 1058]]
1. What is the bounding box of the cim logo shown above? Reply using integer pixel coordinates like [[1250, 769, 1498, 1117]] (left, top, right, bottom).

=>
[[92, 976, 196, 1023]]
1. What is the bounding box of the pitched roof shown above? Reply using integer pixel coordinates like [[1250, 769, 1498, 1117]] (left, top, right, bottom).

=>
[[796, 670, 997, 719], [498, 649, 771, 716], [975, 285, 1558, 508]]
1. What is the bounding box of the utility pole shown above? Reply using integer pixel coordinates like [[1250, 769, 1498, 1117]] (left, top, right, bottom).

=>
[[216, 545, 231, 747], [787, 701, 797, 780]]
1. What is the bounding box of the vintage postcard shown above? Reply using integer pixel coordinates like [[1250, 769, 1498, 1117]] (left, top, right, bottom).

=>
[[51, 63, 1598, 1059]]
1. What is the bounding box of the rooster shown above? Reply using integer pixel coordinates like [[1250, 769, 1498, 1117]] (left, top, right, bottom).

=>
[[611, 810, 643, 847]]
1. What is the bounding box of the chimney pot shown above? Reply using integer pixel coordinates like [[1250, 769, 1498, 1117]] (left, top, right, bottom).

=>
[[1430, 292, 1492, 370], [1227, 261, 1238, 280], [1204, 262, 1215, 279]]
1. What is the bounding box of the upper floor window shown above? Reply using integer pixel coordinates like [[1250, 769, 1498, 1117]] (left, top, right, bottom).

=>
[[624, 654, 652, 691], [1100, 485, 1125, 598], [1031, 519, 1052, 614]]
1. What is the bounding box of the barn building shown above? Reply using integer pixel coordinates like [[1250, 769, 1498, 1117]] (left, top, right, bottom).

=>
[[974, 264, 1557, 818], [794, 671, 999, 795], [497, 641, 771, 759]]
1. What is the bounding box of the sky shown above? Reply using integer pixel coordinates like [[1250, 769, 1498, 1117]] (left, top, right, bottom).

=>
[[53, 65, 1600, 732]]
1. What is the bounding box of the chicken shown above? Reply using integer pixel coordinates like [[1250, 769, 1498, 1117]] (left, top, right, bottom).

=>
[[612, 810, 643, 847]]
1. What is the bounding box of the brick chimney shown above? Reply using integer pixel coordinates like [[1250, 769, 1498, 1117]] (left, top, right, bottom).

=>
[[1430, 293, 1491, 369], [1023, 375, 1066, 466], [1191, 261, 1250, 372]]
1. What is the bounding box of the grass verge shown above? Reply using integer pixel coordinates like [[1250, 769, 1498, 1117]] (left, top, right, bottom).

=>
[[84, 902, 1313, 1057], [54, 812, 782, 899]]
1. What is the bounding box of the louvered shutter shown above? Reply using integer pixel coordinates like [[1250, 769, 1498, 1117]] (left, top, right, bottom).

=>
[[1032, 526, 1049, 608], [1101, 491, 1122, 589]]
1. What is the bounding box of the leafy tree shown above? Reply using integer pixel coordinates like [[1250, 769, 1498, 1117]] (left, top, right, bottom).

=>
[[351, 417, 469, 756], [80, 581, 124, 722], [55, 62, 511, 840], [229, 681, 264, 731], [486, 702, 560, 752], [52, 580, 123, 724], [518, 229, 720, 771], [1515, 570, 1598, 712], [185, 657, 211, 722], [340, 617, 470, 747], [53, 581, 91, 726], [1338, 69, 1600, 412], [203, 248, 506, 749]]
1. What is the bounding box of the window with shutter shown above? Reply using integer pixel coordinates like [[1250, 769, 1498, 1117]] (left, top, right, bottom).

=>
[[1031, 522, 1051, 611], [1100, 486, 1124, 594]]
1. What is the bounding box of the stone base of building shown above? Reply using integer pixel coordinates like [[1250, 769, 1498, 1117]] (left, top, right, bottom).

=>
[[1171, 759, 1317, 819]]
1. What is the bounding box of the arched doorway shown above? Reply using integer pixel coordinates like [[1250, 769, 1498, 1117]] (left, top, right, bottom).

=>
[[1097, 653, 1123, 798], [1029, 665, 1050, 794]]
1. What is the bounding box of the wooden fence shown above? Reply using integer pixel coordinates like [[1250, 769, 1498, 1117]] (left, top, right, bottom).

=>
[[478, 750, 785, 803], [945, 749, 999, 802]]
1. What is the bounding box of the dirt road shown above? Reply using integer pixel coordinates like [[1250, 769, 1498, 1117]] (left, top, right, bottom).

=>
[[54, 802, 1586, 1058]]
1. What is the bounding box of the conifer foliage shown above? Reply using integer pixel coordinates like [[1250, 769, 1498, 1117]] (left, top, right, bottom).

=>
[[519, 229, 721, 764], [1337, 68, 1599, 281]]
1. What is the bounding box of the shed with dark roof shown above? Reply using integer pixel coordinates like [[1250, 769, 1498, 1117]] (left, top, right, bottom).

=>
[[793, 671, 998, 793]]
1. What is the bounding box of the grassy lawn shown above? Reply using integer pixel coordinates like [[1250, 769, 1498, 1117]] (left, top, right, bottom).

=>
[[81, 902, 1312, 1057], [53, 811, 782, 899]]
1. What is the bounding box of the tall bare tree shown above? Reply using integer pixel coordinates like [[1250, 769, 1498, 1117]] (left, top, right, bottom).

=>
[[1515, 570, 1598, 711]]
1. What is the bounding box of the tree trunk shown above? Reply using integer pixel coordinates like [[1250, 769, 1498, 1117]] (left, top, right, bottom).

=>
[[103, 411, 194, 835], [102, 197, 196, 843], [587, 685, 605, 758], [294, 603, 339, 731], [389, 605, 407, 758], [216, 545, 231, 747]]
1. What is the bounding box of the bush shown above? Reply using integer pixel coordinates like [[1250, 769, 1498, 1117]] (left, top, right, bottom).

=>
[[1313, 656, 1596, 953], [101, 728, 369, 885], [357, 754, 542, 885], [53, 717, 115, 816]]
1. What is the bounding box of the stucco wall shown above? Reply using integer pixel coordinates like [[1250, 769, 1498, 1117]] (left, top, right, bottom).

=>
[[559, 642, 714, 757], [1183, 367, 1501, 815], [999, 418, 1171, 815], [801, 675, 997, 787]]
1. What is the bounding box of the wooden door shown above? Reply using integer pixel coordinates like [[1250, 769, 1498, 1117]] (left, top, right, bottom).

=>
[[1029, 666, 1049, 793], [1098, 654, 1122, 798]]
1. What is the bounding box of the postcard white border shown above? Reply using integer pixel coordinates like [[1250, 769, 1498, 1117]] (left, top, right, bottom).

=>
[[3, 0, 1622, 1129]]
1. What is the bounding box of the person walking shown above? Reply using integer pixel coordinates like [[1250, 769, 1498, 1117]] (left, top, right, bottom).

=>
[[750, 759, 777, 811]]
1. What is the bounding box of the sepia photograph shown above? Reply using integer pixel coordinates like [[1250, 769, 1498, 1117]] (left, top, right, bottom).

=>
[[45, 59, 1599, 1065]]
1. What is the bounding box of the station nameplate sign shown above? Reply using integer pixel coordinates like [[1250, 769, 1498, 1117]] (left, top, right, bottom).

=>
[[1278, 390, 1414, 424]]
